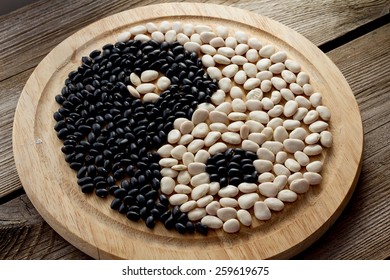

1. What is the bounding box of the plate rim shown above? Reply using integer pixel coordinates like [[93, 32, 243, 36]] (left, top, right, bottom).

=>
[[12, 2, 363, 259]]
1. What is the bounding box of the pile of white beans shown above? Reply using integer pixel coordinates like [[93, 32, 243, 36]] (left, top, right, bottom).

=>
[[117, 21, 333, 234]]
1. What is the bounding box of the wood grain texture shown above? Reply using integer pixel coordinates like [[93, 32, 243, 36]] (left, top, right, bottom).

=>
[[0, 0, 389, 81], [295, 24, 390, 259], [12, 3, 361, 259], [0, 194, 91, 259], [0, 0, 388, 198], [0, 70, 31, 198]]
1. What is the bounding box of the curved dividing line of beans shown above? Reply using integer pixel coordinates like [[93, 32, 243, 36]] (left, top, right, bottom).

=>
[[54, 40, 219, 234], [54, 22, 332, 235]]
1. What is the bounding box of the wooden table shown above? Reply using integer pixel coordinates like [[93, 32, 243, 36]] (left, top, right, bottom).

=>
[[0, 0, 389, 260]]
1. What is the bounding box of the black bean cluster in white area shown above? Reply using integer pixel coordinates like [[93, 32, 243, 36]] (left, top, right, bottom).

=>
[[206, 148, 258, 187], [53, 39, 218, 234]]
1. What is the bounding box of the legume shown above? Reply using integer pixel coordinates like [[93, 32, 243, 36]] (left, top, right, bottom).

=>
[[55, 21, 333, 235]]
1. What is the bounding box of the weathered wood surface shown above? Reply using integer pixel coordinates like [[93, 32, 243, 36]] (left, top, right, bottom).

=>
[[0, 0, 389, 259], [0, 194, 91, 259], [0, 0, 389, 198]]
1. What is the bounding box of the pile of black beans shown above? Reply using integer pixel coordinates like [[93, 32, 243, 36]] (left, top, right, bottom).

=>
[[53, 39, 216, 234], [206, 148, 258, 187]]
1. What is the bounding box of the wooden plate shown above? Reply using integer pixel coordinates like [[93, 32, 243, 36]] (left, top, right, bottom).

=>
[[12, 3, 363, 259]]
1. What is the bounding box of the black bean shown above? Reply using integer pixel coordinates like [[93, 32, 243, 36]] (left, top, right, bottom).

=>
[[114, 188, 127, 199], [146, 199, 155, 210], [195, 222, 208, 235], [81, 184, 94, 193], [110, 198, 122, 210], [145, 216, 155, 229], [175, 223, 187, 234], [186, 221, 195, 233], [55, 40, 219, 233], [150, 208, 160, 220], [136, 194, 146, 207], [159, 194, 169, 206], [126, 211, 140, 222], [96, 188, 109, 198], [164, 216, 175, 230]]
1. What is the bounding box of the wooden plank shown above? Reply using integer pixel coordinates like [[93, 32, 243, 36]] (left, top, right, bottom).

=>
[[0, 194, 90, 259], [0, 0, 389, 81], [296, 24, 390, 259], [0, 69, 31, 198]]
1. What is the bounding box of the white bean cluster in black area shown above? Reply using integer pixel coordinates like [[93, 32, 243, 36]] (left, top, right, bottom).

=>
[[53, 39, 218, 235]]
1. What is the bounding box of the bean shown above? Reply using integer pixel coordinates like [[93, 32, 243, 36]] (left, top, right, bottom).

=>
[[216, 25, 229, 39], [285, 158, 301, 172], [284, 139, 305, 153], [201, 215, 223, 229], [196, 195, 214, 208], [258, 172, 275, 183], [231, 55, 248, 65], [231, 99, 246, 112], [188, 139, 205, 154], [303, 172, 323, 185], [223, 219, 240, 233], [309, 121, 329, 133], [288, 172, 303, 184], [167, 129, 181, 144], [273, 126, 289, 142], [206, 201, 221, 215], [160, 168, 178, 178], [277, 189, 298, 202], [273, 163, 291, 176], [194, 149, 210, 163], [191, 183, 210, 200], [169, 194, 188, 205], [253, 159, 273, 173], [238, 193, 260, 209], [200, 31, 216, 43], [204, 131, 222, 147], [219, 197, 238, 208], [213, 54, 231, 64], [180, 121, 195, 134], [294, 151, 310, 166], [175, 184, 192, 195], [192, 123, 209, 138], [320, 131, 333, 147], [305, 133, 321, 144], [179, 134, 194, 146], [264, 198, 284, 211], [293, 108, 309, 121], [254, 201, 272, 220], [237, 209, 252, 226], [234, 70, 247, 84], [221, 131, 241, 144], [289, 178, 310, 193], [188, 208, 207, 221], [177, 170, 191, 184], [316, 106, 331, 121], [188, 162, 206, 175], [306, 161, 323, 173], [209, 37, 225, 48], [161, 177, 175, 195], [217, 207, 237, 222], [218, 185, 239, 198]]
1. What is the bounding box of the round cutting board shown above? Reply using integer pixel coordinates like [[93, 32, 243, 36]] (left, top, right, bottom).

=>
[[13, 3, 363, 259]]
